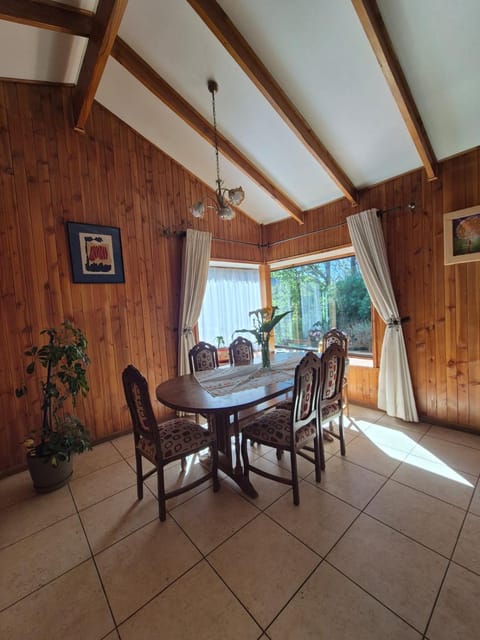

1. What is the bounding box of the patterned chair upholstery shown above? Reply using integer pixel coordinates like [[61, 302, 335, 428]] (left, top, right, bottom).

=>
[[240, 351, 323, 505], [321, 328, 350, 416], [228, 337, 254, 366], [319, 342, 347, 461], [188, 341, 219, 373], [122, 365, 220, 521]]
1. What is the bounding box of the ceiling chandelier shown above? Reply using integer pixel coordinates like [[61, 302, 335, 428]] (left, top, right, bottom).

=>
[[190, 79, 245, 221]]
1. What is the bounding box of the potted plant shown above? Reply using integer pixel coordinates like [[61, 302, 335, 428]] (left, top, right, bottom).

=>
[[235, 306, 291, 368], [215, 336, 229, 364], [15, 320, 92, 492]]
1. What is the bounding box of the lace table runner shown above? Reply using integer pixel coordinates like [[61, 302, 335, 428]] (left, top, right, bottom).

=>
[[194, 353, 303, 397]]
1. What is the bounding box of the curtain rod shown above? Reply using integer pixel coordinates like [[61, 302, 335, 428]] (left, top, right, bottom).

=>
[[377, 202, 416, 217], [162, 201, 417, 248]]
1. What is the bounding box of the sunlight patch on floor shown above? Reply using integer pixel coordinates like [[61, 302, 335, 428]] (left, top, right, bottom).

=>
[[353, 420, 474, 488]]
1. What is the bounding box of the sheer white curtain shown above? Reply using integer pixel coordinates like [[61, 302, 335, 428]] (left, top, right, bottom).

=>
[[198, 267, 261, 346], [177, 229, 212, 375], [347, 209, 418, 422]]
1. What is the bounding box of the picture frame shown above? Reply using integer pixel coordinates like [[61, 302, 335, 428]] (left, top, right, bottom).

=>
[[443, 205, 480, 265], [66, 222, 125, 283]]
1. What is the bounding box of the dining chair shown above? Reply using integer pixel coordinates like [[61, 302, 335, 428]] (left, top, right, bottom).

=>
[[228, 336, 254, 365], [320, 328, 350, 417], [188, 341, 219, 373], [319, 342, 347, 459], [240, 351, 323, 505], [122, 365, 220, 521]]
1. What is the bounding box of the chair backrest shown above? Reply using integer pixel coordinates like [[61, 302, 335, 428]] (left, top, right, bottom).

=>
[[188, 341, 219, 373], [290, 351, 323, 431], [321, 328, 348, 353], [320, 343, 346, 402], [122, 365, 160, 449], [229, 336, 254, 365]]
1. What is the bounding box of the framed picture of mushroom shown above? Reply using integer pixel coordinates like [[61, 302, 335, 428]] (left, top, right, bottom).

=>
[[66, 222, 125, 283], [443, 205, 480, 265]]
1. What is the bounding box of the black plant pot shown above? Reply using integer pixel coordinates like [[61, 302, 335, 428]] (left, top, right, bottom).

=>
[[26, 454, 73, 493]]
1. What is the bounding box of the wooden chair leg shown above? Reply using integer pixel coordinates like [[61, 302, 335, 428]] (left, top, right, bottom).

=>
[[313, 435, 322, 483], [157, 465, 167, 521], [211, 443, 220, 492], [290, 448, 300, 505], [135, 450, 144, 500]]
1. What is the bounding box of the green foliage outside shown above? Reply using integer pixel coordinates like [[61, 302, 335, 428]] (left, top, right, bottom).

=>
[[271, 256, 372, 353]]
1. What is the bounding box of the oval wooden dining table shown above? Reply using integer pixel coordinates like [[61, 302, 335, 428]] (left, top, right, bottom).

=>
[[155, 363, 295, 497]]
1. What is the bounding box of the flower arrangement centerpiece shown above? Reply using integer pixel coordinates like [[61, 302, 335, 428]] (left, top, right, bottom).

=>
[[235, 306, 291, 368]]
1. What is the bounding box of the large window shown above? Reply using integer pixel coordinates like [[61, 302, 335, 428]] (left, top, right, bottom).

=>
[[271, 254, 372, 355], [198, 265, 261, 347]]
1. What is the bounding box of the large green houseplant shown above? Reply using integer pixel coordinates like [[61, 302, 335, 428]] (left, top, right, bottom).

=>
[[16, 320, 92, 492]]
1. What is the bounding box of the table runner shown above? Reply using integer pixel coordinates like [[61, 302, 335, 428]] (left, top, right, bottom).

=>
[[194, 353, 303, 397]]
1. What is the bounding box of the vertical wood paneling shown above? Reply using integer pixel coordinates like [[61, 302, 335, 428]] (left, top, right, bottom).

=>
[[0, 81, 262, 474]]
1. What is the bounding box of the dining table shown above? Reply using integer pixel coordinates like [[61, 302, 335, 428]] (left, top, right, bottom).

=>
[[155, 352, 303, 497]]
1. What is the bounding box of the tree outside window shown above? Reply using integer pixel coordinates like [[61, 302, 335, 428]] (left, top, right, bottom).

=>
[[271, 255, 372, 354]]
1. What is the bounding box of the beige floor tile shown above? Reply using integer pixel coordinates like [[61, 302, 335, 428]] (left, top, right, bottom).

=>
[[144, 455, 216, 510], [96, 518, 201, 624], [374, 414, 431, 434], [208, 514, 319, 628], [343, 434, 407, 477], [118, 561, 261, 640], [71, 442, 123, 479], [306, 455, 386, 509], [452, 512, 480, 575], [69, 460, 136, 510], [426, 562, 480, 640], [80, 485, 158, 553], [348, 405, 385, 422], [110, 433, 134, 458], [392, 453, 476, 509], [327, 513, 448, 632], [411, 435, 480, 476], [268, 561, 421, 640], [0, 470, 35, 510], [365, 480, 465, 557], [170, 484, 259, 555], [0, 560, 114, 640], [262, 447, 319, 479], [426, 424, 480, 450], [0, 514, 90, 610], [222, 459, 291, 510], [357, 421, 423, 453], [469, 482, 480, 515], [266, 480, 359, 556], [0, 485, 75, 549]]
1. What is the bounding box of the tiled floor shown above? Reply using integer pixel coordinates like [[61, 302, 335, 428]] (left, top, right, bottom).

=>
[[1, 405, 480, 639]]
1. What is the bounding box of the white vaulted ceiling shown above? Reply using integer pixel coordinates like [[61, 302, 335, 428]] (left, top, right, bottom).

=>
[[1, 0, 479, 224]]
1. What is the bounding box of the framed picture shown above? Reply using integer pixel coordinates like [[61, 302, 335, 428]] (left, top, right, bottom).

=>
[[66, 222, 125, 283], [443, 205, 480, 265]]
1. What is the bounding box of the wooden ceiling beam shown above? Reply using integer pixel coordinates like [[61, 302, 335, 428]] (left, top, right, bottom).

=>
[[0, 0, 93, 37], [187, 0, 358, 205], [111, 38, 304, 224], [352, 0, 437, 180], [73, 0, 128, 132]]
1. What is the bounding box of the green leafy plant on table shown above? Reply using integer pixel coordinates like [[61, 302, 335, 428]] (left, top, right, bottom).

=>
[[235, 306, 291, 368], [16, 321, 92, 474]]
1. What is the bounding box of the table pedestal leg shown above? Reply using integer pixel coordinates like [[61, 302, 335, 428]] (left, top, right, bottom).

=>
[[213, 413, 258, 498]]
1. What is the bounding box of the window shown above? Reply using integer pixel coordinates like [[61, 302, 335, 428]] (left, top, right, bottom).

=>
[[271, 253, 372, 355], [198, 264, 261, 346]]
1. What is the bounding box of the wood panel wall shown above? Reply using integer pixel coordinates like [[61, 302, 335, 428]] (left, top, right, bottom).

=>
[[0, 81, 262, 474], [265, 147, 480, 430]]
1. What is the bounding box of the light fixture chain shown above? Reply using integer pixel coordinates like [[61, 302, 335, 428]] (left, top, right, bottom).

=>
[[211, 87, 222, 194]]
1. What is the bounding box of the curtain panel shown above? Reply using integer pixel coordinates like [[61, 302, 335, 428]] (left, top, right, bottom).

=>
[[347, 209, 418, 422], [177, 229, 212, 375]]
